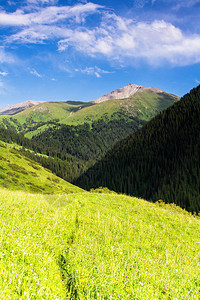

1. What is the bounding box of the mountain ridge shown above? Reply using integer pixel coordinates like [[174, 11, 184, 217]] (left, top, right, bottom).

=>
[[0, 100, 45, 115], [91, 83, 174, 103], [0, 83, 179, 117]]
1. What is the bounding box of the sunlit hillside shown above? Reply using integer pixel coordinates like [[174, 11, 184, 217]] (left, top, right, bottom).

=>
[[0, 141, 83, 194], [0, 189, 199, 299]]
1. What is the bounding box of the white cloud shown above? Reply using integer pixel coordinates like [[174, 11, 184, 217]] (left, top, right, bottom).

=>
[[75, 66, 113, 78], [0, 71, 8, 76], [2, 3, 200, 67], [0, 47, 15, 64], [29, 68, 43, 77], [8, 25, 72, 44], [135, 0, 200, 9], [0, 10, 30, 26], [173, 0, 200, 9], [57, 16, 200, 66], [0, 3, 102, 27], [26, 0, 58, 4], [133, 0, 156, 8], [8, 1, 17, 6]]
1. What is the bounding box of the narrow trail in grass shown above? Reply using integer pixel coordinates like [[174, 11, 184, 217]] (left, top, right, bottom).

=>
[[0, 189, 200, 299]]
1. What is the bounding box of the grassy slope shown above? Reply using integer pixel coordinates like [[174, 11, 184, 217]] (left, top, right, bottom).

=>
[[13, 102, 90, 123], [0, 91, 178, 137], [0, 189, 199, 299], [0, 141, 83, 194], [69, 90, 178, 125]]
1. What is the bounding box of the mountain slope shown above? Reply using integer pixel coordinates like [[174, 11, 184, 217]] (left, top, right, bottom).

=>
[[76, 85, 200, 213], [0, 141, 83, 194], [0, 189, 200, 299], [0, 100, 44, 115]]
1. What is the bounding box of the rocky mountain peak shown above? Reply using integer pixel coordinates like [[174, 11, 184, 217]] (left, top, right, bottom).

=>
[[91, 83, 144, 104], [0, 100, 45, 115]]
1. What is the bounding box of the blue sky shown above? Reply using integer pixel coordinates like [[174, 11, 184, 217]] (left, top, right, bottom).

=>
[[1, 0, 200, 108]]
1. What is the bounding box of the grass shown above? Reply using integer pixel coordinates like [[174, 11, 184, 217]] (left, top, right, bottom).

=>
[[0, 189, 199, 299], [0, 141, 83, 194]]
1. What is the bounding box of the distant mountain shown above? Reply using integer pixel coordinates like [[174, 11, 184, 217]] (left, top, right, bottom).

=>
[[0, 100, 45, 115], [0, 84, 179, 138], [92, 83, 176, 103], [76, 85, 200, 213]]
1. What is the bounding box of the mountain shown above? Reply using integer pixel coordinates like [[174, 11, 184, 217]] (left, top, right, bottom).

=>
[[92, 83, 174, 103], [0, 83, 179, 183], [0, 140, 83, 194], [0, 100, 45, 115], [0, 84, 179, 138], [76, 85, 200, 213], [1, 188, 200, 299]]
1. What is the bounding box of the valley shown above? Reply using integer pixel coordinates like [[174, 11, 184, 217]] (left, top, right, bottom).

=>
[[0, 83, 178, 183], [1, 0, 200, 298]]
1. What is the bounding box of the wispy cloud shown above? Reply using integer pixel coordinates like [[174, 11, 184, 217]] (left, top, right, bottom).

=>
[[0, 3, 102, 27], [133, 0, 157, 8], [75, 66, 113, 78], [1, 2, 200, 67], [26, 0, 58, 5], [0, 47, 15, 64], [0, 71, 8, 76], [29, 68, 43, 77], [0, 80, 7, 95], [173, 0, 200, 9]]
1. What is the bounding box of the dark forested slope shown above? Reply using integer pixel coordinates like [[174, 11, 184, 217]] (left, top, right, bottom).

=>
[[0, 118, 143, 182], [76, 85, 200, 213]]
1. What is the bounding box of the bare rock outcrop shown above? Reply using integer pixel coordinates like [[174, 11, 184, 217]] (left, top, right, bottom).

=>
[[92, 83, 166, 104], [0, 100, 44, 115]]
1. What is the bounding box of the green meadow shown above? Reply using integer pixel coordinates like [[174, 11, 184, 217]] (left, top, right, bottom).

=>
[[0, 189, 199, 299]]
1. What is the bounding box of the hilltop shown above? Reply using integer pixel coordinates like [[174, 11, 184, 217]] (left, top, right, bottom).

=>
[[76, 85, 200, 213]]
